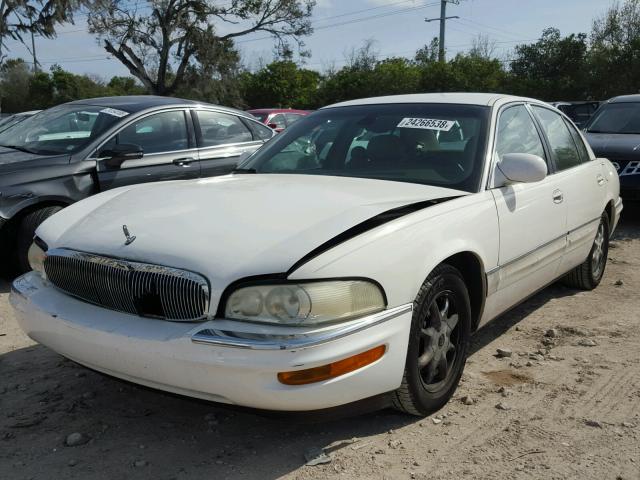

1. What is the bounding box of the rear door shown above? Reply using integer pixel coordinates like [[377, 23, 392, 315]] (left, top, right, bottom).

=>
[[96, 109, 200, 190], [489, 104, 567, 312], [194, 109, 269, 178], [530, 105, 606, 272]]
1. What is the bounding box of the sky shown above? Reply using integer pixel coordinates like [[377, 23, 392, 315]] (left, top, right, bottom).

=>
[[1, 0, 613, 80]]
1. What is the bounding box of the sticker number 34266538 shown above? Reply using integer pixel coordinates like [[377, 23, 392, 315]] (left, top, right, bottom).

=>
[[397, 117, 455, 131]]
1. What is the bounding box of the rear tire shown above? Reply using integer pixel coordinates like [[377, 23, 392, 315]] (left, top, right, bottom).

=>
[[392, 264, 471, 416], [562, 213, 609, 291], [16, 206, 62, 274]]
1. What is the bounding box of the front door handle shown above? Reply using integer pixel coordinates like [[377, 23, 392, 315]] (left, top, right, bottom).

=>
[[173, 157, 195, 167], [597, 174, 606, 186], [552, 189, 564, 204]]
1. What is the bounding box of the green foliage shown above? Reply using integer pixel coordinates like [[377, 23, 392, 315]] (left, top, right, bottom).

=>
[[240, 60, 320, 109], [0, 60, 143, 112], [508, 28, 590, 100]]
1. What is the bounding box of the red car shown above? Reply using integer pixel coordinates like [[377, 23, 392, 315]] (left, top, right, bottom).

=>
[[246, 108, 311, 132]]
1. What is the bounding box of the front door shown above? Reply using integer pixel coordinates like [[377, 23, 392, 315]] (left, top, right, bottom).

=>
[[488, 104, 568, 316], [97, 109, 200, 190]]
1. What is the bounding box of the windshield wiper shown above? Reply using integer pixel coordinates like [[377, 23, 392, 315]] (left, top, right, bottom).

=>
[[232, 167, 257, 174], [0, 144, 38, 154]]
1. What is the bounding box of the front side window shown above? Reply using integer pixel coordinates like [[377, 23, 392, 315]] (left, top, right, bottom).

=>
[[240, 103, 491, 192], [586, 102, 640, 134], [495, 105, 546, 162], [0, 104, 123, 155], [532, 106, 582, 171], [197, 110, 253, 147], [116, 110, 188, 154], [270, 114, 286, 129]]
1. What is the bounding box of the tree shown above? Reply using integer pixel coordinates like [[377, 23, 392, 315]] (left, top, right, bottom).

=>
[[0, 58, 31, 111], [88, 0, 315, 95], [240, 60, 320, 108], [589, 0, 640, 97], [0, 0, 84, 60], [415, 37, 439, 66], [508, 28, 590, 100]]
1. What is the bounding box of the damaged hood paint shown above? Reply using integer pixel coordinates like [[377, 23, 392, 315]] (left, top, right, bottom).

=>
[[38, 174, 466, 284]]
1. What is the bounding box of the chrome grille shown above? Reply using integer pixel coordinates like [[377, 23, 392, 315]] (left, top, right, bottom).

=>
[[44, 249, 210, 321]]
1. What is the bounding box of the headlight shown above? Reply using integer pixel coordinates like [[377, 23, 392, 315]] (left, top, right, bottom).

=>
[[27, 241, 47, 276], [225, 280, 386, 326]]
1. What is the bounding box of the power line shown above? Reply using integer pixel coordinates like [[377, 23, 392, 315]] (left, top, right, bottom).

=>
[[425, 0, 461, 62]]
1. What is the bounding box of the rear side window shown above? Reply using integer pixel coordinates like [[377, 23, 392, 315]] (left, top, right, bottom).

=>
[[246, 120, 274, 140], [532, 106, 582, 170], [563, 118, 591, 163], [495, 105, 546, 161], [197, 110, 253, 147]]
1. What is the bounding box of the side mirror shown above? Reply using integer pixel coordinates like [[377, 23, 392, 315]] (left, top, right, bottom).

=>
[[267, 123, 279, 130], [100, 143, 143, 169], [498, 153, 547, 184]]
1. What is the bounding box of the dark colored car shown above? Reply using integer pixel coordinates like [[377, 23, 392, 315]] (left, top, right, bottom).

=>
[[550, 101, 600, 128], [246, 108, 311, 133], [0, 110, 41, 134], [584, 95, 640, 201], [0, 95, 275, 273]]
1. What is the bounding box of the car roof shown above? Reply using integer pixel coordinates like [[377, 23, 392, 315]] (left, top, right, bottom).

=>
[[66, 95, 249, 117], [247, 108, 310, 114], [324, 92, 539, 109], [608, 94, 640, 103]]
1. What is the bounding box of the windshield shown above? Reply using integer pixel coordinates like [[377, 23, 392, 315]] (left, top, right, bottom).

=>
[[586, 102, 640, 134], [0, 104, 126, 155], [241, 103, 490, 192]]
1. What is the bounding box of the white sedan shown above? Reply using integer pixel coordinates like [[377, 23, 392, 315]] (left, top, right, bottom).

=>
[[10, 93, 622, 416]]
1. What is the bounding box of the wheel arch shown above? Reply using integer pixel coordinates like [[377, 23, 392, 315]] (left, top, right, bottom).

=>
[[438, 251, 487, 331]]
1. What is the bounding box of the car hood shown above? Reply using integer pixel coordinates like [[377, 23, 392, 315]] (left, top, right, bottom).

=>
[[40, 174, 467, 287], [585, 132, 640, 159], [0, 147, 70, 171]]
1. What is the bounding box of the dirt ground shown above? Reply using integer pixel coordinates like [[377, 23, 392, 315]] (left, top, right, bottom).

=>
[[1, 210, 639, 480]]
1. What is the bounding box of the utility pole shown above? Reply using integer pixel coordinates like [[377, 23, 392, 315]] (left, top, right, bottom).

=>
[[29, 12, 38, 72], [425, 0, 460, 62]]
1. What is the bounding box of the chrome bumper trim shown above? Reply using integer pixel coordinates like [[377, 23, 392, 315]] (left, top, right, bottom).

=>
[[191, 303, 413, 350]]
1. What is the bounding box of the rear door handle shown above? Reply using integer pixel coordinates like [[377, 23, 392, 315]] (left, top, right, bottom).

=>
[[597, 174, 605, 186], [552, 190, 564, 204], [173, 157, 195, 167]]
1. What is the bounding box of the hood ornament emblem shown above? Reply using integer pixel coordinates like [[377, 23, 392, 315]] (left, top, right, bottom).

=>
[[122, 225, 136, 246]]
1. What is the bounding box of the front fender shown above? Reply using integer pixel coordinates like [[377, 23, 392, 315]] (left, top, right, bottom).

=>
[[288, 192, 499, 308]]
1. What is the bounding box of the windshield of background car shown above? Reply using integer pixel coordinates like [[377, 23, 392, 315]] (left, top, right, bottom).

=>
[[0, 104, 125, 155], [586, 102, 640, 134], [242, 103, 490, 192]]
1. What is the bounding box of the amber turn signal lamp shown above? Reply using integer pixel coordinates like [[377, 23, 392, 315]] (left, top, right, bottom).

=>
[[277, 345, 386, 386]]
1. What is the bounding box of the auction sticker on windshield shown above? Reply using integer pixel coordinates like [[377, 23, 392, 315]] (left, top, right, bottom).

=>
[[397, 118, 455, 131], [100, 108, 129, 118]]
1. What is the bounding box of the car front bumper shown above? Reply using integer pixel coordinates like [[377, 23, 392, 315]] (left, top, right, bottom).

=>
[[10, 272, 412, 411]]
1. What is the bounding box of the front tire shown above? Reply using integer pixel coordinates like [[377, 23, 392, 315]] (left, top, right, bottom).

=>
[[392, 264, 471, 416], [562, 213, 609, 290]]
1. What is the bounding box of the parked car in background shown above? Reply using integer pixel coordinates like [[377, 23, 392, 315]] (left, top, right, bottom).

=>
[[584, 95, 640, 201], [246, 108, 311, 132], [550, 101, 600, 128], [11, 93, 621, 416], [0, 95, 275, 274], [0, 110, 41, 134]]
